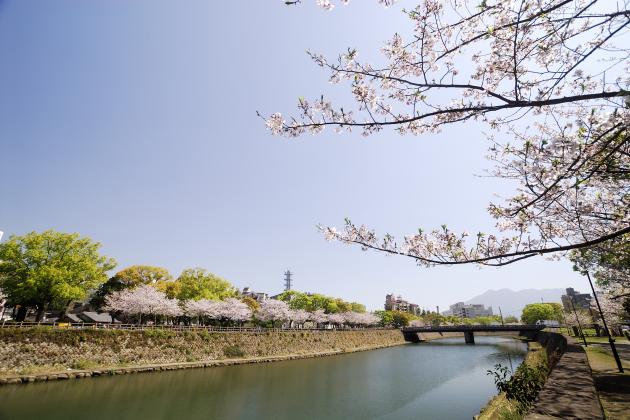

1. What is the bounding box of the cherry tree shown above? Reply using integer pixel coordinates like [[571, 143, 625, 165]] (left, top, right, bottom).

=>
[[256, 299, 291, 327], [265, 0, 629, 269], [311, 309, 329, 327], [358, 312, 380, 326], [289, 309, 311, 327], [327, 312, 346, 327], [104, 285, 180, 324], [563, 308, 592, 329], [183, 299, 215, 324], [158, 296, 183, 320], [592, 288, 626, 330], [221, 298, 253, 325], [342, 311, 381, 327]]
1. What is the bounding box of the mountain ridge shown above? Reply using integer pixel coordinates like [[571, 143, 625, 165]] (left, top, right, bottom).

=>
[[464, 288, 566, 317]]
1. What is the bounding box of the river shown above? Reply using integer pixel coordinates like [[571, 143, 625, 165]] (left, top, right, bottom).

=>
[[0, 336, 527, 420]]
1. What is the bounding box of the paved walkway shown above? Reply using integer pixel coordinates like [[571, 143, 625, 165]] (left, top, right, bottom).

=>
[[525, 338, 604, 419]]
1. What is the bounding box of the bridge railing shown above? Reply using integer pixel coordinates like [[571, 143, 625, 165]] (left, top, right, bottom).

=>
[[401, 324, 546, 332]]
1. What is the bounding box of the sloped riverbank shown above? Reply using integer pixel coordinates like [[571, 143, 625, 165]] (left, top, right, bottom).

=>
[[0, 327, 407, 384]]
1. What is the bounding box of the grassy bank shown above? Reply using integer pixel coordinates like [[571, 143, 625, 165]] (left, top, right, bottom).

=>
[[477, 341, 549, 420]]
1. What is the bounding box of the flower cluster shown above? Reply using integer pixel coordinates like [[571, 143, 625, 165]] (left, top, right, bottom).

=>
[[104, 285, 182, 320], [104, 285, 379, 327], [268, 0, 629, 268]]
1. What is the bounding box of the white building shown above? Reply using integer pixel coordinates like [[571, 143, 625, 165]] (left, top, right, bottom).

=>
[[445, 302, 493, 318]]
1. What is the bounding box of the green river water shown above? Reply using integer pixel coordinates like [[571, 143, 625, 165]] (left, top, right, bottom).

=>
[[0, 336, 527, 420]]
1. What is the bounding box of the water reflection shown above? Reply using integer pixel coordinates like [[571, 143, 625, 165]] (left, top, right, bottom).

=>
[[0, 336, 526, 420]]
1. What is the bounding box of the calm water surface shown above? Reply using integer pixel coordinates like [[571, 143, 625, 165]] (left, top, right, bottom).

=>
[[0, 336, 526, 420]]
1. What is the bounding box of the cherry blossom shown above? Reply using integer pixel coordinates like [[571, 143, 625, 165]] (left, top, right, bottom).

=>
[[563, 309, 592, 329], [592, 288, 626, 328], [288, 309, 311, 326], [104, 285, 181, 322], [327, 312, 345, 326], [256, 299, 291, 326], [265, 0, 629, 269], [221, 298, 253, 324], [311, 309, 329, 326]]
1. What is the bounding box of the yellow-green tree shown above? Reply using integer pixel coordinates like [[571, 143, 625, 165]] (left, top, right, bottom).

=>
[[0, 230, 116, 321], [176, 268, 237, 301], [521, 303, 563, 324], [91, 265, 172, 307]]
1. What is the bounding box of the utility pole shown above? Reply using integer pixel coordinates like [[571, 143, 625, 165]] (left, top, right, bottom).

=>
[[498, 306, 505, 326], [284, 270, 293, 292], [570, 296, 588, 347], [585, 271, 624, 373]]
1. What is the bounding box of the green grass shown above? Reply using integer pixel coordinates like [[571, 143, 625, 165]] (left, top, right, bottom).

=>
[[583, 336, 629, 345], [223, 345, 245, 358]]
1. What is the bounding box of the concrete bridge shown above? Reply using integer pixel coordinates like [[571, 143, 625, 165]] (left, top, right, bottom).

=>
[[401, 324, 546, 344]]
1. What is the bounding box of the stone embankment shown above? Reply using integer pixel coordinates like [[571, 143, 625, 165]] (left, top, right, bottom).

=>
[[0, 327, 406, 385]]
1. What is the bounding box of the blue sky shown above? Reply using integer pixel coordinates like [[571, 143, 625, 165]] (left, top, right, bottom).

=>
[[0, 0, 588, 311]]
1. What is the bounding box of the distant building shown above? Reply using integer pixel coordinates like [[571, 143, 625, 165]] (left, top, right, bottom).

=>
[[58, 311, 120, 324], [444, 302, 493, 318], [561, 288, 592, 312], [384, 294, 421, 316], [242, 287, 269, 302]]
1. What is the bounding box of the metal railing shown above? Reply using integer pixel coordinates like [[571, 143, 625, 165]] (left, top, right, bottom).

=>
[[0, 320, 392, 332], [401, 324, 546, 332]]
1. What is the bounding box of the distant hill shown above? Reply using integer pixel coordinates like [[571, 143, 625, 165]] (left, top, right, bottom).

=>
[[465, 288, 565, 318]]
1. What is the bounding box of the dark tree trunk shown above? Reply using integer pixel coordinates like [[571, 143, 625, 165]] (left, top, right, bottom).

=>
[[35, 304, 48, 322], [16, 306, 28, 321]]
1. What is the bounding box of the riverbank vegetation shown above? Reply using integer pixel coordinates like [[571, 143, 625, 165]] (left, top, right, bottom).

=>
[[477, 342, 549, 420]]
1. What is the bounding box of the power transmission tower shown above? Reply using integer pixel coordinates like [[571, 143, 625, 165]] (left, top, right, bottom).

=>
[[284, 270, 293, 291]]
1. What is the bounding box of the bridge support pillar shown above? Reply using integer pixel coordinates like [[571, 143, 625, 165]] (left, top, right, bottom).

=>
[[402, 331, 421, 343], [464, 331, 475, 344]]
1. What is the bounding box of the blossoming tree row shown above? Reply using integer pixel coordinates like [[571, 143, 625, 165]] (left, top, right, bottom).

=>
[[104, 285, 380, 327]]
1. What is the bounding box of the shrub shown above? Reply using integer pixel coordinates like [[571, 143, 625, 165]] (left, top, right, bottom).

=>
[[70, 359, 99, 370], [196, 330, 212, 341], [487, 360, 548, 413], [223, 345, 244, 358], [142, 329, 174, 339]]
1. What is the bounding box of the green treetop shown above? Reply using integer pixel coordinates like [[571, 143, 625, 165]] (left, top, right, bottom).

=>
[[0, 230, 116, 321], [275, 290, 367, 313], [175, 268, 237, 301], [91, 265, 172, 308], [521, 303, 563, 324]]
